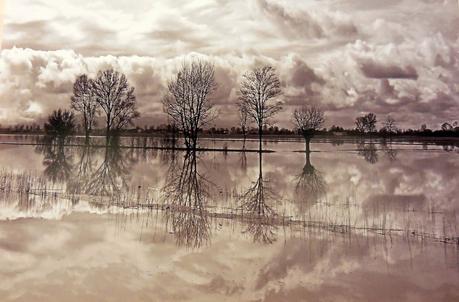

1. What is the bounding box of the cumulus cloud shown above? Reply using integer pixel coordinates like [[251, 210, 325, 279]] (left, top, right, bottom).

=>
[[1, 0, 458, 129]]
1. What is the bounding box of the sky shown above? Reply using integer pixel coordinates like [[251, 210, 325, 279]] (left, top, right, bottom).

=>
[[0, 0, 458, 129]]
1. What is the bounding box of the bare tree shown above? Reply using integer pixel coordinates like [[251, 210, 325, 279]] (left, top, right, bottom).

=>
[[237, 101, 250, 146], [382, 115, 397, 135], [239, 65, 282, 151], [355, 113, 377, 133], [70, 74, 98, 139], [292, 105, 325, 151], [163, 60, 217, 149], [92, 69, 139, 136]]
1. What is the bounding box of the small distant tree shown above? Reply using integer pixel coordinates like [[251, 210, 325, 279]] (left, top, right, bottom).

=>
[[71, 74, 98, 138], [355, 113, 377, 133], [44, 109, 76, 137], [382, 115, 398, 135], [239, 65, 282, 150], [237, 101, 249, 142], [162, 60, 217, 150], [292, 105, 325, 152], [92, 69, 139, 136]]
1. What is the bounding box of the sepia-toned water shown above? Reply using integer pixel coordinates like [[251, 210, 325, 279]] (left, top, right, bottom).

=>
[[0, 135, 458, 301]]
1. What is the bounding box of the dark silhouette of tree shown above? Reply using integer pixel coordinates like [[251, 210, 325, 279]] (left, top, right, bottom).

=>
[[44, 109, 76, 137], [92, 69, 139, 136], [355, 113, 377, 133], [239, 65, 282, 151], [292, 105, 325, 151], [71, 74, 98, 139], [238, 153, 277, 244], [162, 60, 217, 150], [162, 151, 211, 248], [294, 145, 326, 212]]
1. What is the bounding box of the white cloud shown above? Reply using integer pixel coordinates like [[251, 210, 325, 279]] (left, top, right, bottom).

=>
[[0, 0, 458, 128]]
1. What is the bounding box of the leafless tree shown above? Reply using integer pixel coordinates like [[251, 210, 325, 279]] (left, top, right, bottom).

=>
[[239, 65, 282, 151], [355, 113, 377, 133], [70, 75, 98, 139], [237, 101, 250, 144], [382, 115, 398, 134], [92, 69, 139, 136], [292, 105, 325, 149], [162, 60, 217, 150]]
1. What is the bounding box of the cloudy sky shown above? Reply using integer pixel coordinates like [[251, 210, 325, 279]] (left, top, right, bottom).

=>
[[0, 0, 458, 129]]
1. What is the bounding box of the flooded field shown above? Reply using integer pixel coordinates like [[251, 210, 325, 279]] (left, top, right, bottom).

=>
[[0, 135, 458, 301]]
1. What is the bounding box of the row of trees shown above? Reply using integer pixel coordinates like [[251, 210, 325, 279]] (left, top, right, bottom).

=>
[[45, 70, 139, 138], [162, 61, 325, 150], [42, 58, 457, 149]]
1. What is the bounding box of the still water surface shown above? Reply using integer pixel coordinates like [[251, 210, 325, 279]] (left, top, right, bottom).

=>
[[0, 135, 458, 301]]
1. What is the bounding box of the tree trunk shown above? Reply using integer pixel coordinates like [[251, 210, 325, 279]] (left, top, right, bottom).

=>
[[258, 126, 262, 152]]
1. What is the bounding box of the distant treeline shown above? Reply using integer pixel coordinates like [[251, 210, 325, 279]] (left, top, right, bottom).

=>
[[2, 60, 458, 145], [2, 122, 459, 138]]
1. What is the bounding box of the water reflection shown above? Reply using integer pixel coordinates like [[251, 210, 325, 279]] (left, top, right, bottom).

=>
[[238, 153, 278, 244], [357, 140, 378, 164], [36, 136, 74, 183], [162, 151, 211, 248], [0, 136, 458, 301], [294, 146, 326, 212]]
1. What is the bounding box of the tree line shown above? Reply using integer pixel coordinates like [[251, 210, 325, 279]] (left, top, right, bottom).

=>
[[12, 58, 457, 149]]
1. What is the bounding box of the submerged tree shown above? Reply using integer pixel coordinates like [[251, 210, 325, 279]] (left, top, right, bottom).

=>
[[44, 109, 76, 138], [162, 60, 217, 150], [70, 74, 98, 139], [292, 105, 325, 152], [239, 65, 282, 151], [92, 69, 139, 136]]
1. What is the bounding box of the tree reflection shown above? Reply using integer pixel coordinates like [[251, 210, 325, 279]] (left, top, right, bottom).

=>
[[36, 136, 74, 183], [162, 151, 211, 248], [381, 139, 398, 162], [238, 152, 278, 244], [84, 137, 135, 196], [67, 139, 97, 196], [294, 141, 326, 212], [357, 140, 378, 164]]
